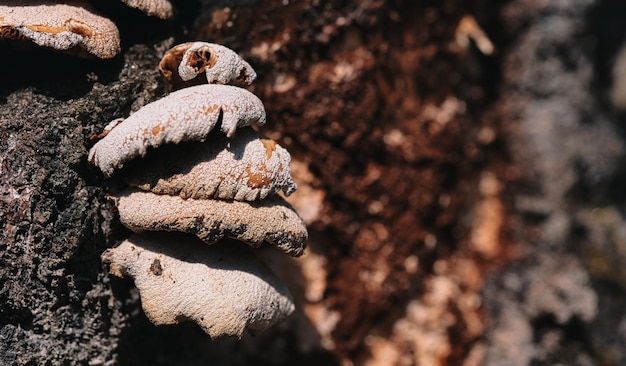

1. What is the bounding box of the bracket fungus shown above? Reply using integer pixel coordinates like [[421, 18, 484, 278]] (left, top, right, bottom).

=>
[[91, 42, 307, 337], [123, 126, 297, 201], [0, 1, 121, 58], [88, 84, 267, 177], [159, 41, 257, 90], [102, 232, 295, 338], [115, 188, 306, 256]]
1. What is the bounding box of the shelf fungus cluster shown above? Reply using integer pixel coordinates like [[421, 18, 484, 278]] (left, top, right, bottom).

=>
[[90, 42, 307, 337], [0, 0, 174, 58]]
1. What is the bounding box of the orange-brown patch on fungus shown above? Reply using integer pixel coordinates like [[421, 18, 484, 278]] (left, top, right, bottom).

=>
[[159, 44, 185, 77], [65, 19, 93, 38], [245, 164, 272, 188], [203, 104, 220, 116], [159, 43, 204, 90], [25, 24, 64, 34], [189, 46, 218, 73], [151, 125, 163, 136], [27, 20, 93, 37], [260, 137, 277, 159]]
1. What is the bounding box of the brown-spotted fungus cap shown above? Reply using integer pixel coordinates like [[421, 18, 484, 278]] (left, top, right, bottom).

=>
[[123, 126, 297, 201], [115, 188, 307, 257], [159, 41, 257, 90], [102, 232, 295, 338], [88, 84, 267, 177], [0, 1, 120, 58]]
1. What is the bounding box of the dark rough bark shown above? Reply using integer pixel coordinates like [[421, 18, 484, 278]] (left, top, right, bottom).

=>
[[0, 45, 166, 365], [1, 0, 626, 365]]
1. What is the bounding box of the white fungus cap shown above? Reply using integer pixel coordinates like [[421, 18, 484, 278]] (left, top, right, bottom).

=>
[[123, 126, 297, 201], [88, 84, 267, 177], [114, 188, 308, 256], [159, 41, 257, 90], [0, 1, 120, 58], [102, 232, 295, 338]]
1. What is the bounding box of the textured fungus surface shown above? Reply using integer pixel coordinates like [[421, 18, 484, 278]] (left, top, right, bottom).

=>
[[102, 232, 295, 338], [123, 126, 297, 201], [160, 41, 257, 90], [0, 1, 120, 58], [115, 188, 307, 256], [88, 84, 266, 176], [119, 0, 174, 19]]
